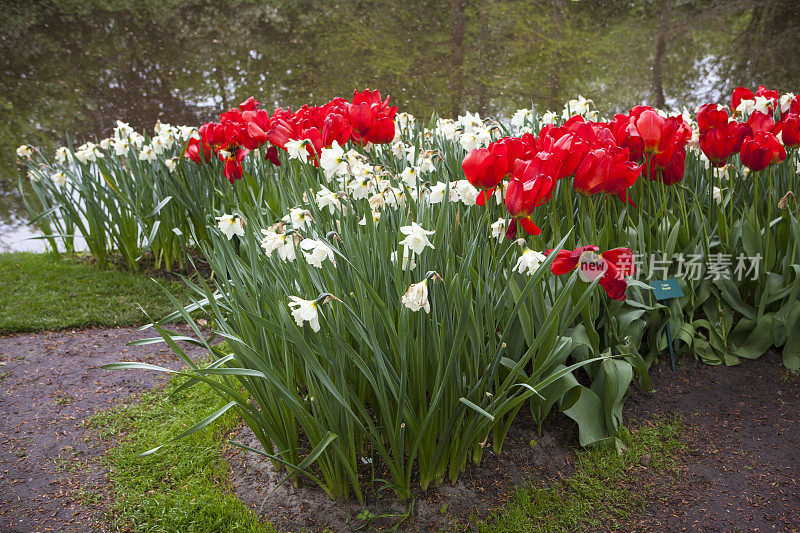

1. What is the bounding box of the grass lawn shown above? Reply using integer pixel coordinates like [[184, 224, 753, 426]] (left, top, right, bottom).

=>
[[89, 375, 274, 533], [0, 252, 185, 333], [475, 418, 686, 532]]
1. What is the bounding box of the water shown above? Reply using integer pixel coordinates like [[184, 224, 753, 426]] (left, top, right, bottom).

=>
[[2, 0, 798, 250]]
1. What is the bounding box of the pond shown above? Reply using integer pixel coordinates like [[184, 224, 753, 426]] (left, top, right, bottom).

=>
[[1, 0, 798, 250]]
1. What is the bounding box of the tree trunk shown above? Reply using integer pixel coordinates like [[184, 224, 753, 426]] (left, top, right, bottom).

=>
[[450, 0, 467, 118], [652, 0, 672, 109]]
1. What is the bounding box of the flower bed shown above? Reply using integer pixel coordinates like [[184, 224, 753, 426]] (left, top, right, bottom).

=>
[[17, 87, 800, 501]]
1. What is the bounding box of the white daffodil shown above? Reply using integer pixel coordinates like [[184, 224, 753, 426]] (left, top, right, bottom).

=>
[[435, 119, 457, 140], [285, 139, 308, 160], [282, 208, 313, 231], [359, 210, 381, 226], [540, 110, 558, 125], [16, 145, 32, 159], [288, 296, 321, 332], [344, 148, 365, 166], [511, 108, 532, 128], [55, 146, 70, 165], [515, 249, 547, 276], [400, 166, 420, 188], [74, 143, 103, 164], [391, 246, 416, 270], [128, 131, 145, 149], [114, 120, 134, 139], [348, 178, 374, 200], [428, 182, 447, 204], [99, 138, 113, 150], [215, 214, 245, 240], [349, 159, 375, 181], [113, 138, 131, 156], [177, 125, 197, 141], [320, 141, 347, 180], [399, 222, 434, 256], [165, 158, 177, 172], [735, 99, 756, 116], [418, 156, 435, 174], [712, 186, 723, 205], [458, 111, 483, 133], [300, 238, 336, 268], [315, 186, 341, 214], [391, 142, 407, 161], [401, 279, 430, 313], [139, 146, 157, 162], [395, 112, 415, 129], [51, 171, 67, 186], [491, 218, 507, 241], [260, 229, 296, 261], [753, 95, 773, 114], [455, 180, 479, 206], [779, 93, 796, 114]]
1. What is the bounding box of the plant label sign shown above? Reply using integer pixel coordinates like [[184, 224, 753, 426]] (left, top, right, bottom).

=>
[[650, 278, 684, 301], [650, 278, 684, 372]]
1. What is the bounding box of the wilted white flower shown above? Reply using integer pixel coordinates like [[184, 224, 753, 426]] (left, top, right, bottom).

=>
[[455, 180, 479, 206], [55, 146, 70, 164], [16, 145, 32, 159], [288, 296, 321, 332], [282, 208, 313, 231], [260, 229, 296, 261], [215, 214, 245, 240], [712, 186, 723, 205], [401, 279, 430, 313], [51, 171, 67, 186], [515, 249, 547, 276], [399, 222, 434, 256], [491, 218, 507, 241], [300, 238, 336, 268], [165, 158, 177, 172], [320, 141, 347, 180]]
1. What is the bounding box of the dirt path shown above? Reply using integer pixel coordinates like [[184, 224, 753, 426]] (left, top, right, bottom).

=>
[[622, 351, 800, 532], [0, 326, 206, 533]]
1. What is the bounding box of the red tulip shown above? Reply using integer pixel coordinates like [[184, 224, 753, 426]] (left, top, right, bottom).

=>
[[631, 109, 671, 154], [698, 121, 749, 167], [645, 146, 686, 185], [746, 111, 774, 135], [503, 158, 555, 238], [573, 143, 641, 204], [545, 245, 635, 301], [239, 96, 260, 112], [774, 114, 800, 149], [549, 133, 590, 179], [697, 103, 729, 132], [462, 147, 508, 190], [265, 146, 280, 166], [740, 131, 787, 172]]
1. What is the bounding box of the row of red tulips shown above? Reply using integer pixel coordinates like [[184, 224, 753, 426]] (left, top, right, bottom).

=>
[[185, 90, 398, 181]]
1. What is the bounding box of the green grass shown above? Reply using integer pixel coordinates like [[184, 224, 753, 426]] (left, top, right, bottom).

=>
[[88, 374, 274, 533], [475, 418, 687, 533], [0, 252, 185, 333]]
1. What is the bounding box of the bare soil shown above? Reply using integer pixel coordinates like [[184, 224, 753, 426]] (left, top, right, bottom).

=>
[[0, 326, 206, 533]]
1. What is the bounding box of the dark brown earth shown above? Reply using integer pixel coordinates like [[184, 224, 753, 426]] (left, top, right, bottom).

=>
[[0, 326, 206, 533], [1, 327, 798, 532]]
